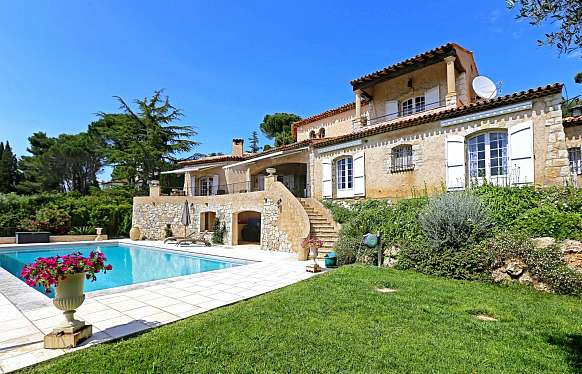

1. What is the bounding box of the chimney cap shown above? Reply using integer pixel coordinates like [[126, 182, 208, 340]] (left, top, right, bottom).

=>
[[232, 138, 244, 143]]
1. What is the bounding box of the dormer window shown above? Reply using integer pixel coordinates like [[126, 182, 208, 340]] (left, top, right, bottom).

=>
[[318, 128, 326, 138]]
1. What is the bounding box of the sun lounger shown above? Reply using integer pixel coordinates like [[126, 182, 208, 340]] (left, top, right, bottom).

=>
[[176, 232, 212, 247]]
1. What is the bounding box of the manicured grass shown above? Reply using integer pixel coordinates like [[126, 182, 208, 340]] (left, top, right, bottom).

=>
[[20, 266, 582, 373]]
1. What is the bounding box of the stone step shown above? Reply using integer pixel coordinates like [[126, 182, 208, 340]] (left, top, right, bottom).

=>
[[311, 228, 337, 234], [311, 223, 334, 229]]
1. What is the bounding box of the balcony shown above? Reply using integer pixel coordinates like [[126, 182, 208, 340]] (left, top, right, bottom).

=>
[[160, 181, 262, 197], [362, 99, 448, 128]]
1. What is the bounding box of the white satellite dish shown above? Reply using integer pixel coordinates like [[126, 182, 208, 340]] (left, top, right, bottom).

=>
[[472, 75, 498, 99]]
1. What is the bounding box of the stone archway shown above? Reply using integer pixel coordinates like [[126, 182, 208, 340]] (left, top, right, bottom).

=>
[[231, 210, 261, 245]]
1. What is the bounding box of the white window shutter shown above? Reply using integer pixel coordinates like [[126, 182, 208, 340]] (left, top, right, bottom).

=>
[[190, 175, 196, 196], [508, 121, 534, 185], [425, 85, 440, 110], [321, 159, 332, 198], [353, 152, 365, 197], [446, 135, 466, 190], [385, 100, 399, 120], [212, 175, 219, 195]]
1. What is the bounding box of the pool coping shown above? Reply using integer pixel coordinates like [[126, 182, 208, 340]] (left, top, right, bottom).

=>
[[0, 240, 324, 373]]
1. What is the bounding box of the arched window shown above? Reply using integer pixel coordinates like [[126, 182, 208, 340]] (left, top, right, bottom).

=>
[[335, 156, 353, 192], [309, 130, 316, 139], [467, 132, 508, 182], [391, 144, 413, 172], [318, 128, 326, 138]]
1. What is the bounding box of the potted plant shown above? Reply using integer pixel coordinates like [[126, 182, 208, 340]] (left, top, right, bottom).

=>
[[20, 251, 112, 333], [301, 236, 323, 263]]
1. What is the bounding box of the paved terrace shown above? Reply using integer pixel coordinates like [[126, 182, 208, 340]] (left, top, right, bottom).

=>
[[0, 240, 323, 373]]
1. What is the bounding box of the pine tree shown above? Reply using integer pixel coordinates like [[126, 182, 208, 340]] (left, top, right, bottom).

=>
[[248, 131, 260, 153], [0, 141, 18, 193]]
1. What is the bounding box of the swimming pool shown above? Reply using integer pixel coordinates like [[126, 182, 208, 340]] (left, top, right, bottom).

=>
[[0, 243, 246, 296]]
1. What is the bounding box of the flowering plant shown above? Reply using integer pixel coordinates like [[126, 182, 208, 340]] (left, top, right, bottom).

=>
[[20, 251, 112, 293], [301, 236, 323, 250]]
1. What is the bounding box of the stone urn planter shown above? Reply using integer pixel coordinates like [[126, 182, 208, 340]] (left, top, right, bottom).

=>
[[129, 226, 141, 241], [53, 273, 86, 333], [20, 251, 112, 347]]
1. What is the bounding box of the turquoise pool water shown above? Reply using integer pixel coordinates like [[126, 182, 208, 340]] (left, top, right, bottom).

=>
[[0, 243, 246, 296]]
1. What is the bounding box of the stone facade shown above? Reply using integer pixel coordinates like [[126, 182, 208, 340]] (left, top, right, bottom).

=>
[[309, 93, 568, 200], [132, 179, 310, 254]]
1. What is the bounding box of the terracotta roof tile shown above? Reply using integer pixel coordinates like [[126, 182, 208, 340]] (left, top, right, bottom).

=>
[[313, 83, 563, 148], [291, 100, 369, 138], [563, 116, 582, 127], [350, 43, 464, 89]]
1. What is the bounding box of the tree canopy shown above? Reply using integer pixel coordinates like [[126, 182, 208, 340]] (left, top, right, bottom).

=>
[[259, 113, 301, 147], [17, 132, 103, 195], [506, 0, 581, 54], [247, 131, 260, 153], [0, 141, 18, 193], [90, 90, 198, 191]]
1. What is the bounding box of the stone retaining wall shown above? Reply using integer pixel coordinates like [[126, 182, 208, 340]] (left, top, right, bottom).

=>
[[132, 180, 310, 254]]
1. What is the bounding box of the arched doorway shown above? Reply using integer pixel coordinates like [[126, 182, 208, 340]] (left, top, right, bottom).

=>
[[232, 211, 261, 245]]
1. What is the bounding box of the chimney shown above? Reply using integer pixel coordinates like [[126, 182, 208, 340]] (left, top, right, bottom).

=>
[[232, 138, 244, 157]]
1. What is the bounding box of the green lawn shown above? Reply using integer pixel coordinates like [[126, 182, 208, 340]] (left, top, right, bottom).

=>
[[20, 266, 582, 373]]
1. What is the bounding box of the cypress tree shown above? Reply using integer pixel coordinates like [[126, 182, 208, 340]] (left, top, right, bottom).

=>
[[0, 141, 17, 193]]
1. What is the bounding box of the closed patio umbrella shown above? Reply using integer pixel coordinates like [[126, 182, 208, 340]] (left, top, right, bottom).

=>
[[181, 200, 191, 237]]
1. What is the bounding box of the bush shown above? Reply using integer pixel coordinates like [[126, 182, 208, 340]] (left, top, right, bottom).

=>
[[70, 226, 95, 235], [35, 205, 71, 234], [397, 239, 494, 281], [419, 192, 493, 251], [334, 234, 378, 266], [322, 200, 355, 224], [211, 218, 226, 244], [472, 184, 582, 239], [483, 231, 582, 296], [513, 206, 582, 240]]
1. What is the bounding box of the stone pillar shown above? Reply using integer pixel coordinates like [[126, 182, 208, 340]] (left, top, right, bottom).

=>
[[354, 90, 362, 127], [264, 168, 277, 190], [444, 56, 457, 108], [245, 168, 252, 192], [149, 180, 160, 197]]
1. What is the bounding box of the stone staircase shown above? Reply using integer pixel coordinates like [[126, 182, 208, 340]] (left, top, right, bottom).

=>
[[299, 199, 339, 258]]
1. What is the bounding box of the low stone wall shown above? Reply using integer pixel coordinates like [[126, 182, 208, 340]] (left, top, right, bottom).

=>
[[0, 235, 108, 245], [132, 180, 310, 254]]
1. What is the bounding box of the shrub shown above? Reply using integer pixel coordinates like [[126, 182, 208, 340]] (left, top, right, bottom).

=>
[[70, 226, 95, 235], [322, 200, 355, 224], [513, 206, 582, 240], [397, 239, 494, 281], [483, 231, 582, 295], [334, 234, 379, 266], [211, 217, 226, 244], [419, 192, 493, 251], [35, 205, 71, 234]]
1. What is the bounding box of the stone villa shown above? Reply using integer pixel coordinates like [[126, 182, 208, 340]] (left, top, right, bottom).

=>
[[133, 42, 582, 256]]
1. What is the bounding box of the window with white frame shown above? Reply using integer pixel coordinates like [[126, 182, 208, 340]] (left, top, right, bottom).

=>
[[199, 176, 214, 196], [318, 128, 326, 138], [336, 157, 353, 191], [391, 145, 414, 172], [309, 130, 316, 139], [401, 95, 425, 117], [568, 147, 582, 175], [467, 132, 508, 181]]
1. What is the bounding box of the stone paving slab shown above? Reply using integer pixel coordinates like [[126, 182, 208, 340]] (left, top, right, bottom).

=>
[[0, 240, 324, 372]]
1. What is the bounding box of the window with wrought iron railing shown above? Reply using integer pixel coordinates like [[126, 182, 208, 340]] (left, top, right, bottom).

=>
[[568, 147, 582, 175], [390, 145, 414, 172]]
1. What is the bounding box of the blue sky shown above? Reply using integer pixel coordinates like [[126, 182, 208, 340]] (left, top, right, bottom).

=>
[[0, 0, 580, 166]]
